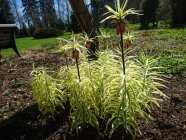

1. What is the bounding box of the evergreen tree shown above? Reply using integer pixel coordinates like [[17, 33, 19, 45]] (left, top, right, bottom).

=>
[[55, 18, 65, 31], [140, 0, 160, 28], [158, 0, 186, 26], [12, 0, 22, 28], [0, 0, 14, 24], [39, 0, 58, 28], [170, 0, 186, 26], [21, 0, 41, 29], [159, 0, 172, 22]]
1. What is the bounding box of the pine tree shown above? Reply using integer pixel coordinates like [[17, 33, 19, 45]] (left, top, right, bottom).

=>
[[12, 0, 22, 28], [21, 0, 41, 29], [39, 0, 58, 28], [159, 0, 186, 26], [0, 0, 14, 24], [159, 0, 172, 22]]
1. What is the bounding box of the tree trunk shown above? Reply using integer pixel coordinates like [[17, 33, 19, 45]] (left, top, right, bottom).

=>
[[68, 0, 98, 59]]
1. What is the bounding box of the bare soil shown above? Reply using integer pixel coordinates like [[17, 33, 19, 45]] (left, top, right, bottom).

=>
[[0, 49, 186, 140]]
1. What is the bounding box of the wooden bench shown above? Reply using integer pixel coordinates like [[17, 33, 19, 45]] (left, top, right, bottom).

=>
[[0, 24, 20, 59]]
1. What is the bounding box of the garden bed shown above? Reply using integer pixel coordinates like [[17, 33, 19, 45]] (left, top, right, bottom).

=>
[[0, 50, 186, 140]]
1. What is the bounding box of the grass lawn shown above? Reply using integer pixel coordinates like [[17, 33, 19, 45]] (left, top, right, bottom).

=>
[[1, 32, 72, 57], [0, 23, 141, 57]]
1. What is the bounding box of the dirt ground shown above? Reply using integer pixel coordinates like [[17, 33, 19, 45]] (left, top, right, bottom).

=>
[[0, 50, 186, 140]]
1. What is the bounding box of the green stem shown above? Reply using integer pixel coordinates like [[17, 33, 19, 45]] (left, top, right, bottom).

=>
[[75, 57, 81, 81], [120, 24, 126, 75], [66, 57, 69, 67]]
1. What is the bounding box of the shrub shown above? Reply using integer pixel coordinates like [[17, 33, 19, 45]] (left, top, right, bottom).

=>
[[33, 28, 63, 39]]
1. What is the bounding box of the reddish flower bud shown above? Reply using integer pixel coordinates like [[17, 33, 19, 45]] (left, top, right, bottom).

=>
[[72, 50, 79, 59], [125, 40, 132, 48], [116, 22, 126, 35], [64, 52, 67, 57]]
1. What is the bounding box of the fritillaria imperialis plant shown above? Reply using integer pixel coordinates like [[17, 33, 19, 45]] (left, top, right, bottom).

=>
[[101, 0, 141, 75], [58, 34, 86, 81]]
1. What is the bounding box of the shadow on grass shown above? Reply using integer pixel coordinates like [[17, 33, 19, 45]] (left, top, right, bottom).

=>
[[0, 104, 70, 140]]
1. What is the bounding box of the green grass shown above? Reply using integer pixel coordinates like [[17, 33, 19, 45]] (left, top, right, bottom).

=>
[[1, 32, 72, 57], [142, 28, 186, 40], [132, 27, 186, 75], [128, 23, 141, 30], [133, 28, 186, 54]]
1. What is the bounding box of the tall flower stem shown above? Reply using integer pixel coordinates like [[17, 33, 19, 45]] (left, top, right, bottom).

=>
[[119, 21, 126, 75], [75, 57, 81, 81], [66, 57, 69, 68]]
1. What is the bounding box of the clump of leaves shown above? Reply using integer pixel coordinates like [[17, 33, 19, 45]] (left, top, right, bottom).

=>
[[58, 54, 100, 132], [31, 68, 66, 115]]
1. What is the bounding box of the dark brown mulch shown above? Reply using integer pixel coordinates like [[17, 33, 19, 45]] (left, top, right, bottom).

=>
[[138, 75, 186, 140], [0, 50, 186, 140], [0, 49, 65, 120]]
